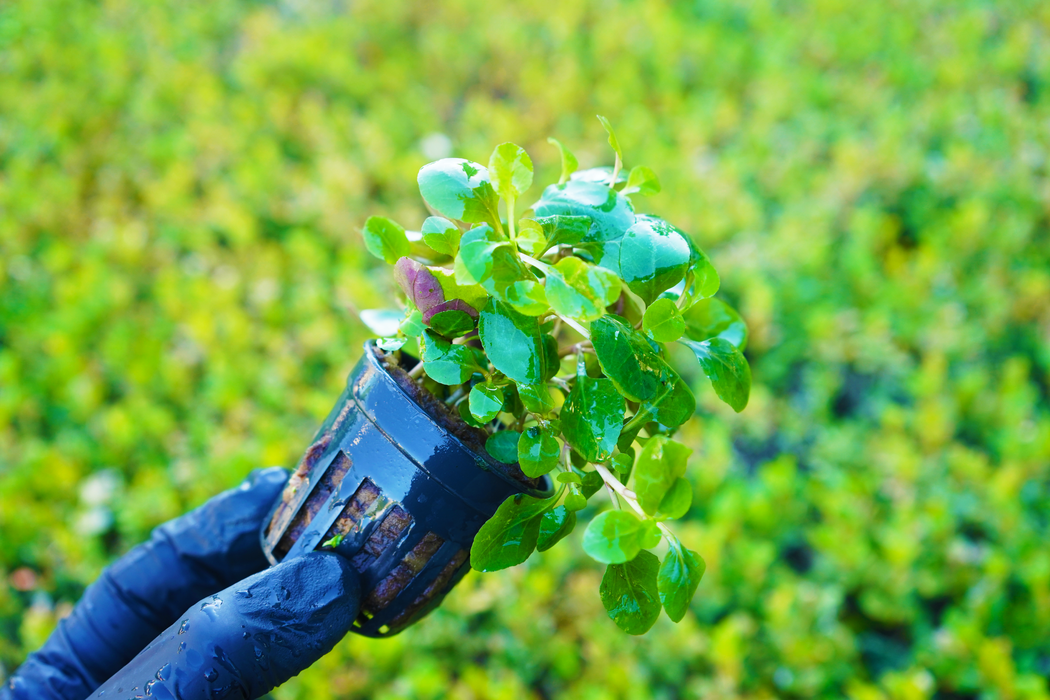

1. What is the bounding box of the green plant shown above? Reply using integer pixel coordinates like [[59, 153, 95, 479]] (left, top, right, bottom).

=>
[[358, 117, 752, 634]]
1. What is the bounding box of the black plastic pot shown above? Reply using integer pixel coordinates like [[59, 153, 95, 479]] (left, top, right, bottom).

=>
[[260, 341, 553, 637]]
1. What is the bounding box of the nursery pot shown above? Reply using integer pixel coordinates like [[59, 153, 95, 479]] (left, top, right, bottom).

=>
[[260, 341, 553, 637]]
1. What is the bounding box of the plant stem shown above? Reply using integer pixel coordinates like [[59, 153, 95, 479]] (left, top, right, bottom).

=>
[[519, 253, 551, 273], [408, 362, 426, 380], [607, 153, 622, 187], [558, 315, 590, 339], [507, 196, 516, 242], [445, 386, 466, 405]]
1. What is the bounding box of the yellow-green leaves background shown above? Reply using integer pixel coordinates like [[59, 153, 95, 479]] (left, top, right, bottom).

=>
[[2, 1, 1049, 698]]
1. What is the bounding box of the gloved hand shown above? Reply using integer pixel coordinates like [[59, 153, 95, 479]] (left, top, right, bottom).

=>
[[2, 467, 361, 700]]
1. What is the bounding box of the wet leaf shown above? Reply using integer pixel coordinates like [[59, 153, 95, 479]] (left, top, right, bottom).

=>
[[531, 180, 635, 244], [601, 550, 661, 635], [561, 373, 624, 462], [470, 493, 554, 571], [639, 373, 696, 428], [457, 225, 545, 313], [518, 425, 561, 477], [486, 430, 522, 463], [489, 142, 533, 199], [545, 256, 621, 322], [583, 510, 646, 564], [469, 383, 504, 423], [633, 436, 692, 516], [679, 337, 751, 412], [615, 215, 696, 304], [659, 542, 705, 623], [420, 329, 476, 385], [591, 314, 674, 403], [642, 298, 685, 343], [418, 158, 500, 225], [537, 506, 576, 551], [362, 216, 410, 264], [682, 297, 748, 350], [478, 299, 550, 383], [547, 137, 579, 184], [428, 308, 475, 338], [517, 382, 556, 414]]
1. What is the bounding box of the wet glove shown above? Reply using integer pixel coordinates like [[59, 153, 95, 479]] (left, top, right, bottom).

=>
[[2, 467, 361, 700]]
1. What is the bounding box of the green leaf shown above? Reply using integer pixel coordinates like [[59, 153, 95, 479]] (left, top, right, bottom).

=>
[[556, 472, 582, 485], [548, 137, 579, 185], [359, 309, 404, 337], [574, 467, 605, 498], [517, 215, 592, 257], [622, 165, 661, 196], [377, 336, 407, 352], [420, 329, 476, 385], [399, 309, 425, 337], [478, 299, 550, 383], [469, 384, 504, 423], [640, 373, 695, 428], [564, 488, 587, 512], [633, 436, 692, 516], [321, 534, 345, 548], [655, 478, 692, 520], [544, 257, 621, 322], [583, 510, 646, 564], [518, 425, 561, 477], [503, 279, 549, 316], [640, 520, 663, 549], [561, 373, 625, 462], [362, 216, 410, 264], [517, 382, 555, 414], [682, 297, 748, 350], [615, 215, 695, 304], [537, 505, 576, 551], [591, 314, 674, 403], [420, 216, 462, 257], [486, 430, 522, 463], [470, 493, 554, 572], [488, 142, 533, 199], [642, 298, 685, 342], [537, 215, 592, 250], [457, 225, 546, 314], [601, 550, 662, 635], [515, 218, 548, 257], [679, 337, 751, 412], [458, 399, 486, 428], [596, 115, 623, 164], [428, 309, 475, 338], [612, 453, 633, 475], [418, 158, 500, 225], [659, 542, 706, 623], [531, 180, 635, 244]]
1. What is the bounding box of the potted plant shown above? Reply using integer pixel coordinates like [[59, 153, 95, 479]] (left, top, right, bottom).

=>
[[260, 117, 752, 636]]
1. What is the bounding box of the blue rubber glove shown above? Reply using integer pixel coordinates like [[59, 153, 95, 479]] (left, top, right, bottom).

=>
[[2, 467, 361, 700]]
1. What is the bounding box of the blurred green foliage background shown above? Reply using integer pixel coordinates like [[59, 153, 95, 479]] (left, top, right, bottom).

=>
[[2, 0, 1049, 697]]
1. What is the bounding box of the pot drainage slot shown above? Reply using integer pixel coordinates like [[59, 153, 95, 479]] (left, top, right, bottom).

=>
[[362, 532, 446, 615], [273, 449, 352, 559]]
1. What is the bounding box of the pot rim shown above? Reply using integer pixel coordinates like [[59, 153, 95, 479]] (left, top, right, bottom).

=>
[[360, 340, 555, 500]]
